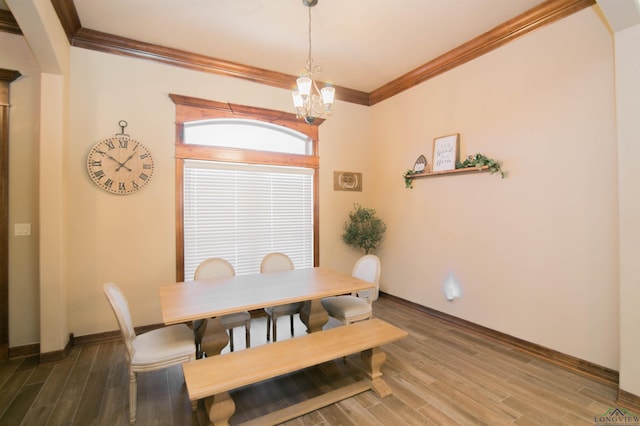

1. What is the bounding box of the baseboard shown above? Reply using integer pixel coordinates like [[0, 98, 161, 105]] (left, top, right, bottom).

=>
[[8, 342, 39, 359], [72, 310, 268, 347], [379, 292, 619, 386], [39, 336, 73, 364], [618, 389, 640, 414], [72, 323, 164, 347]]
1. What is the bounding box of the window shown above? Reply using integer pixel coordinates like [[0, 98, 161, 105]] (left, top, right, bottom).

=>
[[184, 119, 312, 155], [171, 94, 322, 282], [183, 161, 314, 279]]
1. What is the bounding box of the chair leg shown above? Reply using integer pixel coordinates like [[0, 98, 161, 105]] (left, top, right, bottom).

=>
[[290, 314, 295, 336], [228, 328, 235, 352], [129, 371, 137, 423], [245, 319, 251, 348], [266, 315, 272, 341], [193, 319, 206, 359], [272, 314, 278, 342]]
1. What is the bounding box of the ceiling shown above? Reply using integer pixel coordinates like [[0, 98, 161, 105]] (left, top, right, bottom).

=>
[[3, 0, 553, 93]]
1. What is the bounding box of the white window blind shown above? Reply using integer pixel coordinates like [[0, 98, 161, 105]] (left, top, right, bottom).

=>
[[183, 160, 314, 280]]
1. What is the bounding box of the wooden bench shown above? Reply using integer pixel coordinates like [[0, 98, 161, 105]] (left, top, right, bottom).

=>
[[182, 318, 407, 426]]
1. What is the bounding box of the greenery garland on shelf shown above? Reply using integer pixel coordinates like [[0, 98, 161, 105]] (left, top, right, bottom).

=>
[[403, 169, 420, 189], [456, 153, 506, 178]]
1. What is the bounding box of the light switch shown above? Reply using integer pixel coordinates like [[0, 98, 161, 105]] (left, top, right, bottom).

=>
[[14, 223, 31, 236]]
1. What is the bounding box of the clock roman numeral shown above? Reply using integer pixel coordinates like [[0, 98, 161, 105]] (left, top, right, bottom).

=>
[[91, 160, 102, 167], [118, 139, 128, 148], [132, 181, 139, 190], [104, 179, 114, 189], [143, 163, 152, 169], [105, 140, 115, 150], [119, 182, 126, 191], [139, 153, 150, 160], [139, 173, 149, 181], [93, 170, 105, 180]]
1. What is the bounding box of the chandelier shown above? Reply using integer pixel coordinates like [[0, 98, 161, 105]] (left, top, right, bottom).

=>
[[292, 0, 335, 124]]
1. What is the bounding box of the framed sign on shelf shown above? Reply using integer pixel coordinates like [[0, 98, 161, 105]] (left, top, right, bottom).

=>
[[432, 133, 460, 172]]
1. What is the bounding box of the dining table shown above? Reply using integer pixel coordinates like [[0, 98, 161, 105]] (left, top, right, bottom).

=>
[[158, 266, 376, 356]]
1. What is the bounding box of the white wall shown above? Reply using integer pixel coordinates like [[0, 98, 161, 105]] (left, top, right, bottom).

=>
[[369, 9, 619, 369]]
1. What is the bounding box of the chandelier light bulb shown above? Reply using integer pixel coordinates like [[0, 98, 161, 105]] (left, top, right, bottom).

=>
[[321, 86, 335, 106], [296, 76, 312, 97], [292, 91, 304, 108]]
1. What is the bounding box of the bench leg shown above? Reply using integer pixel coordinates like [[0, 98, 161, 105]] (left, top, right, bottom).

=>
[[299, 299, 329, 333], [360, 347, 392, 398], [204, 392, 235, 426]]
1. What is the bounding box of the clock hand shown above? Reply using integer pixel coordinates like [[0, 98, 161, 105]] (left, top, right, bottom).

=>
[[116, 152, 136, 172], [103, 153, 132, 172]]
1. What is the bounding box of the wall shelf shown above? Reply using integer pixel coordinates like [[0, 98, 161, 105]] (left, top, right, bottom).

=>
[[406, 165, 489, 182]]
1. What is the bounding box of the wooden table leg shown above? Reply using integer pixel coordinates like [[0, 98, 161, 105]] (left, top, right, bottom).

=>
[[299, 299, 329, 333], [204, 391, 235, 426], [199, 317, 230, 357], [361, 347, 392, 398]]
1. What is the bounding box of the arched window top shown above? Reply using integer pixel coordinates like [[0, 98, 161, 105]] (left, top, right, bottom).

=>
[[183, 118, 312, 155]]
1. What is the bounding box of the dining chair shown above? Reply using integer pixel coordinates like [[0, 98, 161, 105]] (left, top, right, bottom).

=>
[[321, 254, 381, 325], [260, 252, 301, 342], [103, 282, 196, 424], [194, 257, 251, 353]]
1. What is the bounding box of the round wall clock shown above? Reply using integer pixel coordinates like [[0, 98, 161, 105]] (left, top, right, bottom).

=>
[[86, 135, 155, 195]]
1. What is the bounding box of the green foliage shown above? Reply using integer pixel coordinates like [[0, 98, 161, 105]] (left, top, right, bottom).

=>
[[342, 204, 387, 254], [403, 169, 420, 189], [456, 153, 506, 178]]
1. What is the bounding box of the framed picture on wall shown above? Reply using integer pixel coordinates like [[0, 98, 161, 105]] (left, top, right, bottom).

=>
[[333, 171, 362, 191], [432, 133, 460, 172]]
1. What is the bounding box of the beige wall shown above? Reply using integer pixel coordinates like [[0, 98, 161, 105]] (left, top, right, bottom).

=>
[[369, 9, 619, 369], [7, 0, 72, 353], [4, 0, 638, 391], [1, 32, 41, 347], [616, 22, 640, 396], [66, 48, 372, 336]]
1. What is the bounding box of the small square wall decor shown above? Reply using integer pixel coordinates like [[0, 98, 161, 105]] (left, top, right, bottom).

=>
[[333, 171, 362, 191]]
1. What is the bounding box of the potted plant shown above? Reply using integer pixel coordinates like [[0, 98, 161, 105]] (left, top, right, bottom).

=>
[[342, 204, 387, 254]]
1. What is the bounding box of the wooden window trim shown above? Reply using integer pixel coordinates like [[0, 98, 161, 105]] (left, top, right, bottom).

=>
[[170, 94, 322, 281]]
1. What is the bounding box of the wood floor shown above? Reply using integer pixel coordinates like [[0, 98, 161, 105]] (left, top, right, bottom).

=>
[[0, 296, 626, 425]]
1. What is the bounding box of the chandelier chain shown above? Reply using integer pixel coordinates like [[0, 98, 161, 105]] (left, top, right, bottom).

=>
[[307, 6, 312, 63], [291, 0, 335, 124]]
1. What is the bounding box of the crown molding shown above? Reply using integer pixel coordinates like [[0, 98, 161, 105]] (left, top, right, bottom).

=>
[[0, 69, 21, 83], [369, 0, 596, 105], [0, 9, 21, 35], [44, 0, 595, 107], [51, 0, 80, 42]]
